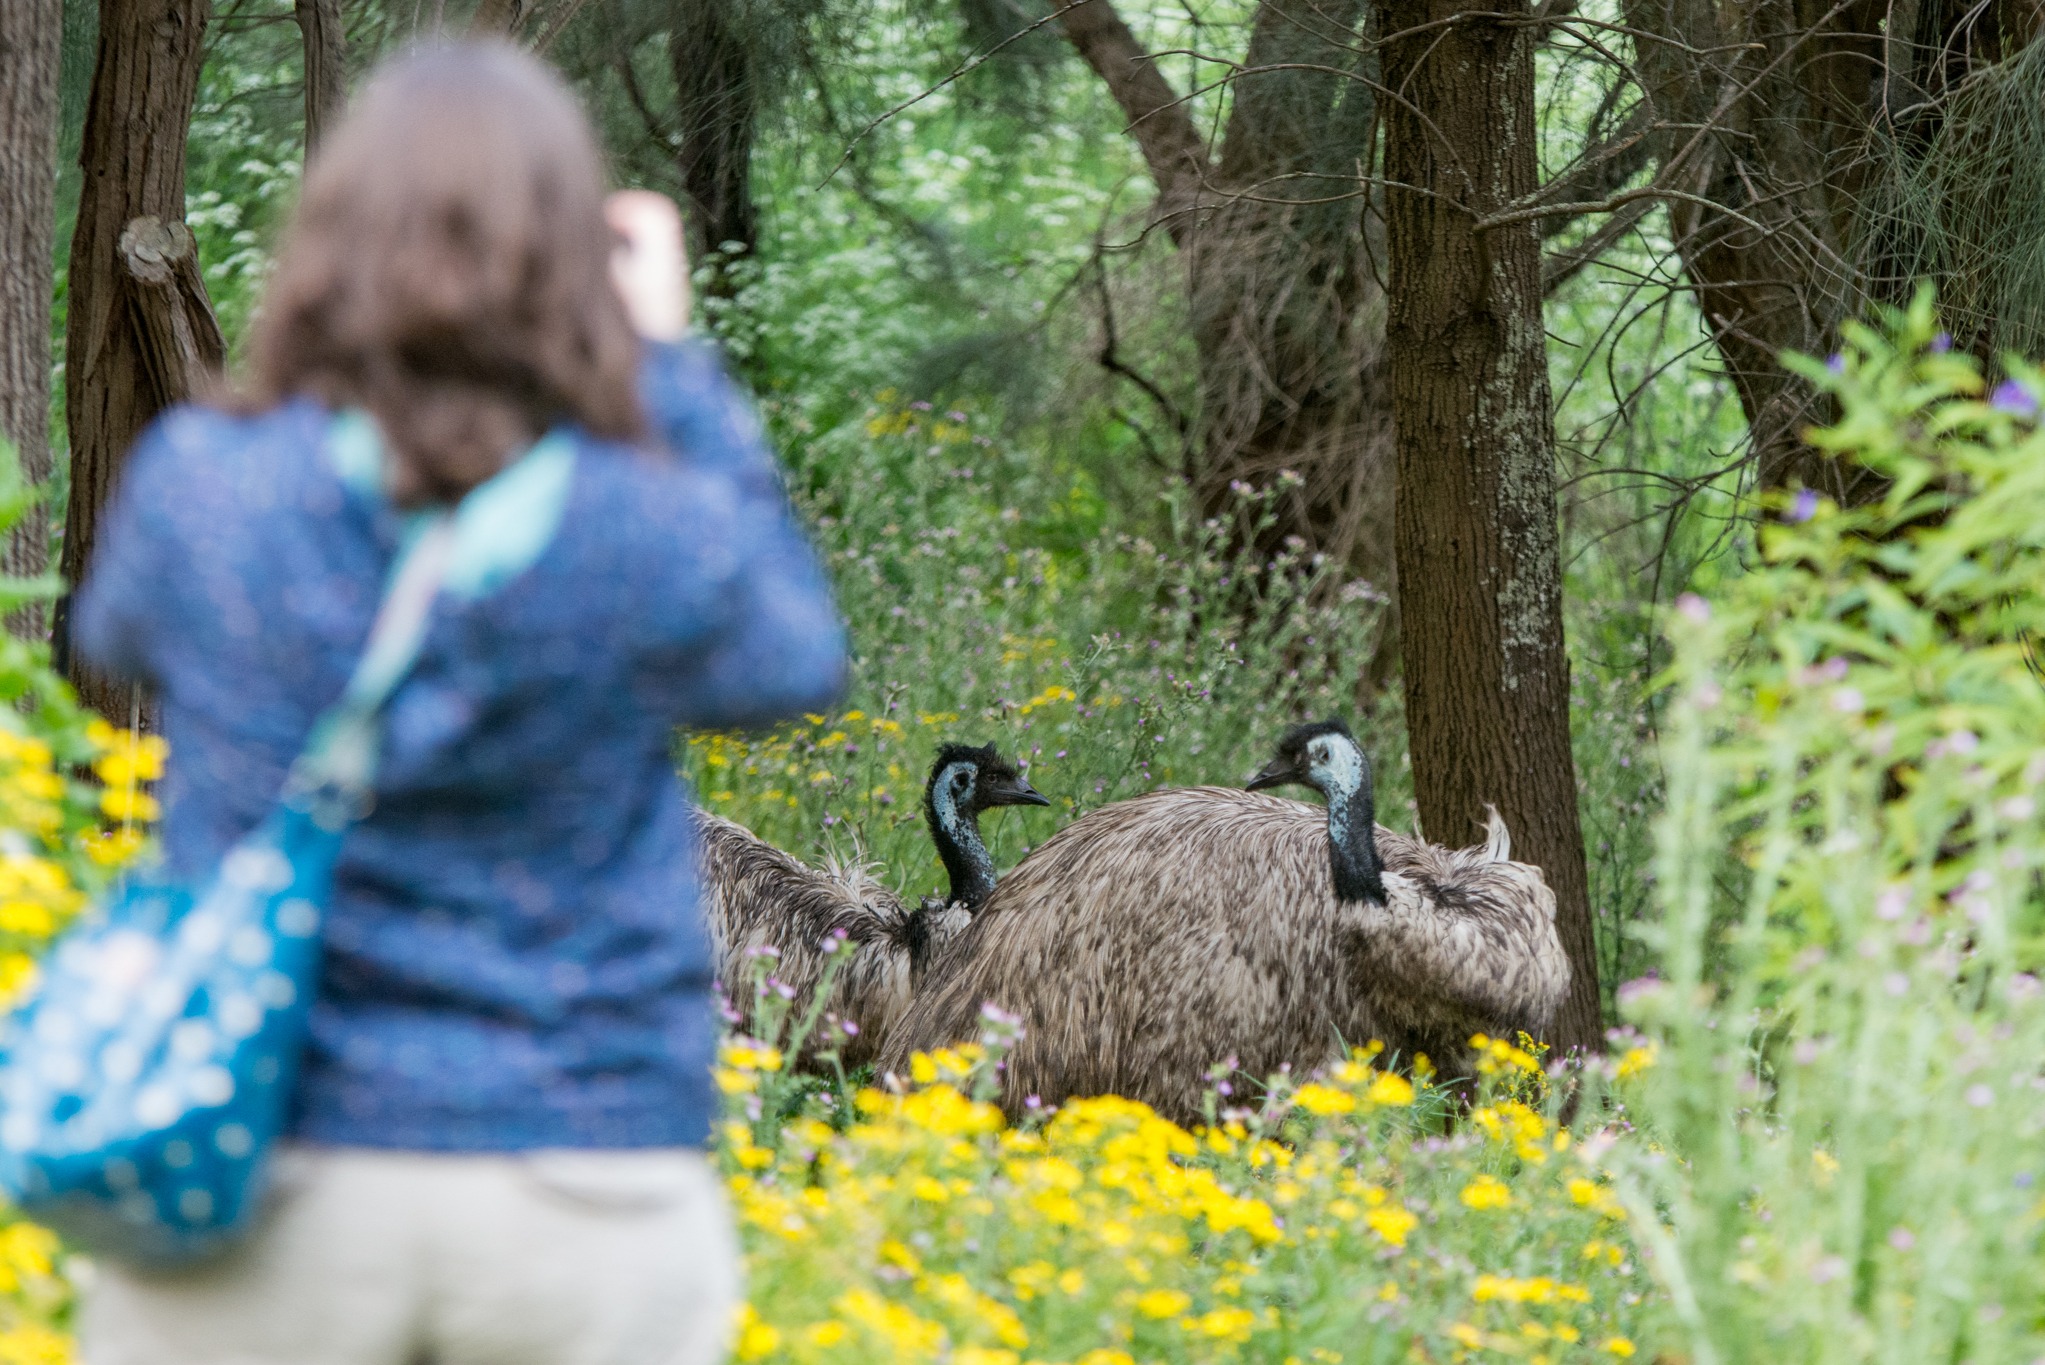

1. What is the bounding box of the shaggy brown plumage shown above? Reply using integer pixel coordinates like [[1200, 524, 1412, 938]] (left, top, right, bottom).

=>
[[695, 742, 1047, 1068], [694, 809, 916, 1069], [881, 727, 1569, 1124]]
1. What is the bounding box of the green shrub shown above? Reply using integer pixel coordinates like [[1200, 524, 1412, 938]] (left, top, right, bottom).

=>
[[1617, 289, 2045, 1361]]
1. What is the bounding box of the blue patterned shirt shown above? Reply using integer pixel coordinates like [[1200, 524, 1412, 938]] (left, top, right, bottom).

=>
[[73, 340, 847, 1150]]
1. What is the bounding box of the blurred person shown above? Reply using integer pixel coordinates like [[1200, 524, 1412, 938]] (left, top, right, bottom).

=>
[[69, 41, 845, 1365]]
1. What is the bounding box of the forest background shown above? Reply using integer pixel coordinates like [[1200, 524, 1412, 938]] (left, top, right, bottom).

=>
[[7, 0, 1776, 1043], [6, 0, 2045, 1360]]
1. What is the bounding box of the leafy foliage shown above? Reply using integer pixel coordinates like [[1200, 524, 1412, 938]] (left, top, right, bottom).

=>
[[1613, 292, 2045, 1360]]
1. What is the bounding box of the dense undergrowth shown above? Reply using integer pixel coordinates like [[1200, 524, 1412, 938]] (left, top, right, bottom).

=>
[[706, 300, 2045, 1363], [678, 392, 1394, 893], [20, 8, 2045, 1356], [720, 1029, 1658, 1365]]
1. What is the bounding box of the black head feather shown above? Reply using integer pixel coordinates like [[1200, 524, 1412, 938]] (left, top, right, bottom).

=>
[[1247, 717, 1357, 792], [1272, 717, 1357, 760], [928, 742, 1020, 795]]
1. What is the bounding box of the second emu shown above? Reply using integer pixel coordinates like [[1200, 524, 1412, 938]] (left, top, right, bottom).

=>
[[696, 742, 1046, 1068]]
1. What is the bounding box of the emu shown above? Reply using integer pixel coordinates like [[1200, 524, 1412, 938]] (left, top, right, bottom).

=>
[[880, 719, 1569, 1123], [695, 742, 1047, 1067]]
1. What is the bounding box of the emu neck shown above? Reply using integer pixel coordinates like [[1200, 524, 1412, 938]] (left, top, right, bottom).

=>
[[927, 784, 997, 909], [1321, 773, 1387, 906]]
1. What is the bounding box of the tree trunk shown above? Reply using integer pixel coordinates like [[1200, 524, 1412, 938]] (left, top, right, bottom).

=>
[[1377, 0, 1603, 1050], [1611, 0, 2045, 504], [59, 0, 213, 719], [1055, 0, 1209, 245], [1190, 0, 1390, 578], [1617, 0, 1869, 501], [1058, 0, 1394, 585], [670, 0, 759, 271], [0, 0, 62, 637], [467, 0, 524, 35], [294, 0, 346, 154]]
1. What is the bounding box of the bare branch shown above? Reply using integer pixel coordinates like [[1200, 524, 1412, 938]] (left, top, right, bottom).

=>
[[1543, 197, 1654, 292], [1056, 0, 1217, 245]]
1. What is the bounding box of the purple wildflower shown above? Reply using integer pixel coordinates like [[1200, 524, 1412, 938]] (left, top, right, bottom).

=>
[[1826, 353, 1846, 375], [1992, 379, 2039, 417], [1931, 331, 1952, 353], [1788, 488, 1820, 523]]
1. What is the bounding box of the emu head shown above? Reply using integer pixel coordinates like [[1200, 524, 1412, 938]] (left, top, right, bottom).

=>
[[924, 742, 1050, 909], [926, 742, 1050, 824], [1246, 718, 1387, 905], [1247, 718, 1369, 800]]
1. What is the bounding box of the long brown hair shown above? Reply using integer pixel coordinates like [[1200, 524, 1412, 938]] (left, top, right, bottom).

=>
[[239, 42, 644, 504]]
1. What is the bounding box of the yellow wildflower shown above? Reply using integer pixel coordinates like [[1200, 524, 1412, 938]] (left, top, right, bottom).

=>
[[98, 787, 160, 824], [1292, 1083, 1355, 1116], [1185, 1306, 1258, 1342], [1365, 1071, 1415, 1106], [82, 827, 146, 867], [0, 1324, 73, 1365], [1460, 1175, 1512, 1210], [1472, 1274, 1591, 1305], [731, 1305, 779, 1362], [721, 1043, 784, 1073], [1364, 1204, 1418, 1247], [954, 1350, 1018, 1365], [0, 901, 53, 937], [1135, 1289, 1191, 1318]]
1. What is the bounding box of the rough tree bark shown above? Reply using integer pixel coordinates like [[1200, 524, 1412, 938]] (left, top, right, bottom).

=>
[[1617, 0, 2045, 501], [294, 0, 347, 154], [0, 0, 62, 636], [467, 0, 525, 33], [60, 0, 215, 718], [1617, 0, 1864, 499], [1058, 0, 1392, 581], [119, 218, 225, 403], [1377, 0, 1603, 1050], [670, 0, 760, 268]]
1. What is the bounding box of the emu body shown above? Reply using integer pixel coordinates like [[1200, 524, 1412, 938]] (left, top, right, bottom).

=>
[[883, 786, 1569, 1124]]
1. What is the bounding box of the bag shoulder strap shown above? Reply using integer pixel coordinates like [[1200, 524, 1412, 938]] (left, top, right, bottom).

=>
[[286, 412, 577, 815]]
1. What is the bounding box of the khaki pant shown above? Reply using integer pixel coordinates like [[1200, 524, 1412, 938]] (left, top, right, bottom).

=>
[[80, 1146, 740, 1365]]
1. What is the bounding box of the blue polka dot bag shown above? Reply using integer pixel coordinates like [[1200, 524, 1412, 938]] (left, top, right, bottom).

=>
[[0, 414, 575, 1265]]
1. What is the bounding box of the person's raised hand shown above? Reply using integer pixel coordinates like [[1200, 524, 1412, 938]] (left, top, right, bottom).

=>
[[605, 190, 690, 341]]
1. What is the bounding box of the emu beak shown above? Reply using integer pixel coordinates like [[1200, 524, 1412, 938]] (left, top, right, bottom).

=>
[[1245, 757, 1302, 791], [989, 775, 1052, 808]]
